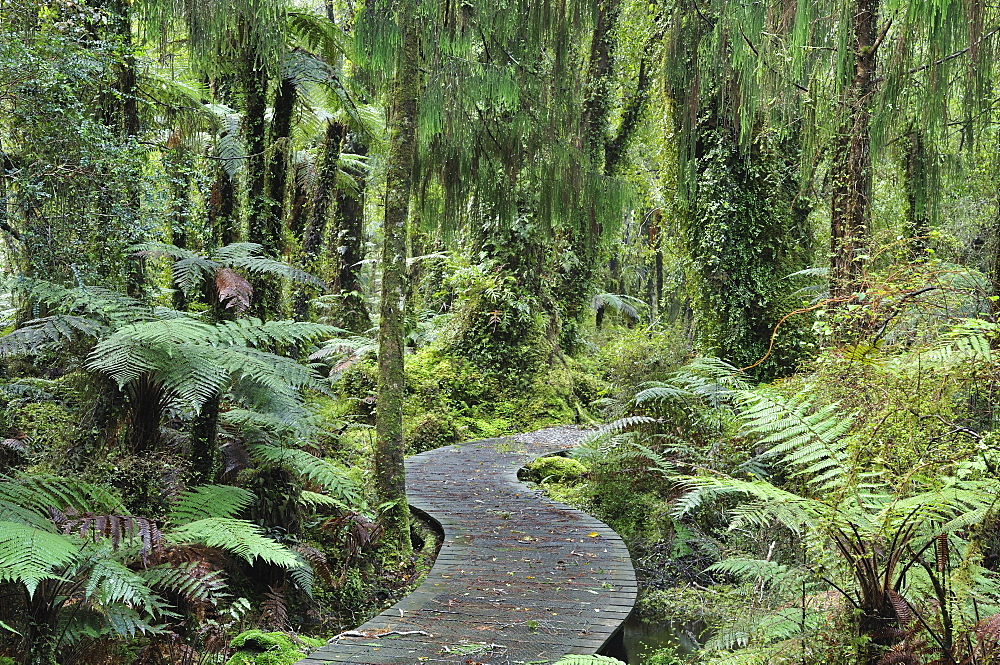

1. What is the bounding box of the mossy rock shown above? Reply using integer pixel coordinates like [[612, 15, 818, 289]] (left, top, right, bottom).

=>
[[526, 456, 586, 484], [225, 630, 323, 665]]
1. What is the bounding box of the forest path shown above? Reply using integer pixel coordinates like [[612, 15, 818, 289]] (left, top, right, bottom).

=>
[[298, 427, 636, 664]]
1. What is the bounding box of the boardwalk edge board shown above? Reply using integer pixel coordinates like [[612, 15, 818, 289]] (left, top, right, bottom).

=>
[[301, 427, 637, 665]]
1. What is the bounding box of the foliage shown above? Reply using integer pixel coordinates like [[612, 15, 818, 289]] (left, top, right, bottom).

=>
[[552, 656, 626, 665], [676, 380, 1000, 664]]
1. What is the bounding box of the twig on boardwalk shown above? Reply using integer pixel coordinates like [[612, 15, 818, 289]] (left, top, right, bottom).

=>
[[332, 629, 431, 641]]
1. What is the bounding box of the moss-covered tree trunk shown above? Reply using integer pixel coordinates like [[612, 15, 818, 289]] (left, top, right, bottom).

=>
[[904, 125, 930, 254], [241, 50, 274, 318], [555, 0, 622, 352], [333, 133, 372, 332], [830, 0, 880, 301], [375, 0, 418, 560], [209, 160, 240, 246], [295, 120, 346, 320]]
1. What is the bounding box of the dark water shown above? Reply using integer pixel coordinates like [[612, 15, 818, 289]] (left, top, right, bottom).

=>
[[619, 613, 707, 664]]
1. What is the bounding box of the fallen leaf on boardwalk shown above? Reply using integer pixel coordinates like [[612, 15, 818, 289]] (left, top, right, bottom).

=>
[[587, 532, 600, 537]]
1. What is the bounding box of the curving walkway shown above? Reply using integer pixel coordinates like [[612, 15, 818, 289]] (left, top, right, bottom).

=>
[[299, 428, 636, 665]]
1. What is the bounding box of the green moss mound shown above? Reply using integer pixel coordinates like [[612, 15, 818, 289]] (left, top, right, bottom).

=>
[[225, 630, 324, 665], [525, 456, 586, 484]]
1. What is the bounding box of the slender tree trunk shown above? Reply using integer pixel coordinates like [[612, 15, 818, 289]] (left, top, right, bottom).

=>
[[333, 134, 372, 332], [987, 128, 1000, 325], [295, 120, 346, 320], [209, 162, 240, 246], [375, 0, 419, 560], [266, 77, 296, 243], [242, 50, 273, 317], [830, 0, 879, 300], [557, 0, 622, 352], [166, 144, 190, 310], [904, 125, 930, 255]]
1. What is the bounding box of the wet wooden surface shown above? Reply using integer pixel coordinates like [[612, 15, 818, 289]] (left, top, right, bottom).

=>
[[299, 429, 636, 664]]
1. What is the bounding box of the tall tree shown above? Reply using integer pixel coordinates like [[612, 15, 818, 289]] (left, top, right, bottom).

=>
[[374, 0, 419, 559]]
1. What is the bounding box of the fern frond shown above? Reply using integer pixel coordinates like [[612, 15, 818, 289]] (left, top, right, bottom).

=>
[[925, 318, 997, 363], [0, 315, 107, 357], [139, 563, 226, 605], [168, 485, 255, 524], [211, 318, 341, 347], [287, 10, 353, 62], [0, 473, 123, 516], [82, 555, 167, 616], [227, 256, 324, 289], [0, 522, 79, 595], [167, 518, 303, 569], [590, 292, 645, 321], [735, 389, 850, 490], [634, 382, 694, 405], [54, 511, 162, 561], [553, 656, 626, 665], [250, 445, 361, 506]]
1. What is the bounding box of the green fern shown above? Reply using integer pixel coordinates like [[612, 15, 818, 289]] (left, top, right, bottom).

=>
[[553, 656, 627, 665], [167, 518, 304, 569], [734, 389, 851, 491], [168, 485, 255, 524], [925, 318, 997, 363], [139, 563, 226, 605], [0, 522, 79, 595], [250, 444, 361, 506]]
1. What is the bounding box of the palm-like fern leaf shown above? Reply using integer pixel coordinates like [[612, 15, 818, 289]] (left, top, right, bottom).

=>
[[735, 389, 851, 490], [0, 522, 79, 595], [0, 315, 107, 357], [82, 555, 168, 616], [139, 563, 226, 605], [168, 485, 255, 524], [250, 445, 361, 506], [167, 518, 303, 569]]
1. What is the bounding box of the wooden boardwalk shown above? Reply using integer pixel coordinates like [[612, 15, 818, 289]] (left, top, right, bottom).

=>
[[299, 428, 636, 665]]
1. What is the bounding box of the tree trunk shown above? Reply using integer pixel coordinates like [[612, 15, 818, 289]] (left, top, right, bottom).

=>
[[189, 394, 221, 484], [556, 0, 622, 352], [242, 52, 273, 318], [166, 144, 190, 310], [987, 129, 1000, 325], [830, 0, 879, 300], [375, 0, 419, 561], [333, 134, 372, 332], [904, 125, 930, 255], [295, 120, 346, 320], [209, 161, 240, 246]]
